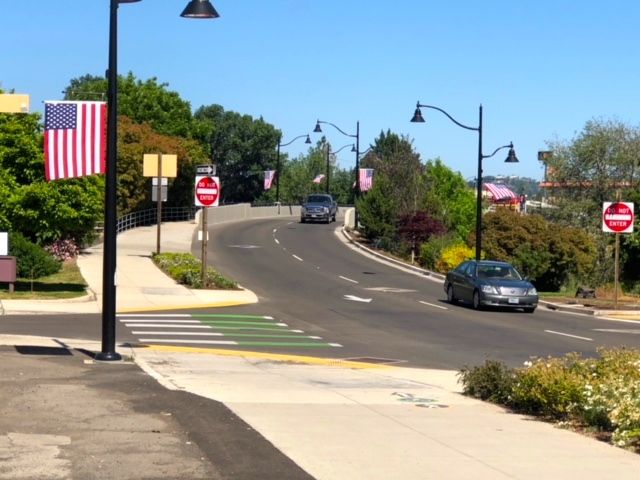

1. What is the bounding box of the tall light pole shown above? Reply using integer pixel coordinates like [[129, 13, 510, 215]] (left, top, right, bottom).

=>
[[324, 142, 356, 195], [276, 134, 311, 203], [96, 0, 219, 362], [314, 119, 360, 226], [411, 102, 518, 262]]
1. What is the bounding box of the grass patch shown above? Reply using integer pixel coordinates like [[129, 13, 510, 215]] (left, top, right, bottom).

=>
[[0, 260, 88, 300]]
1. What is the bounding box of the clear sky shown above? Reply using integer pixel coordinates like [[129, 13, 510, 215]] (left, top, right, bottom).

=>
[[3, 1, 640, 181]]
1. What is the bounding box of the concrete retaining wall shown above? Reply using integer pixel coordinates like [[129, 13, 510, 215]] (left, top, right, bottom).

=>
[[201, 203, 351, 226]]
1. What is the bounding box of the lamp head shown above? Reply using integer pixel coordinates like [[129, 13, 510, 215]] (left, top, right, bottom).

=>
[[313, 120, 323, 133], [505, 143, 519, 163], [181, 0, 220, 18], [410, 106, 425, 123], [305, 135, 312, 144], [351, 145, 357, 152]]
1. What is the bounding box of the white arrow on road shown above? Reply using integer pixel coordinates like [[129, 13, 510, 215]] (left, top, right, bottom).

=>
[[343, 295, 372, 303]]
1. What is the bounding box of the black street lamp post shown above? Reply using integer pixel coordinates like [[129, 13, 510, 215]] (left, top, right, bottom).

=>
[[96, 0, 218, 362], [324, 142, 356, 194], [411, 102, 518, 262], [314, 120, 360, 226], [276, 134, 311, 203]]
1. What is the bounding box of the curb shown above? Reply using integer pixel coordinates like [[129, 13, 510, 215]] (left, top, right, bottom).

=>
[[340, 226, 446, 281]]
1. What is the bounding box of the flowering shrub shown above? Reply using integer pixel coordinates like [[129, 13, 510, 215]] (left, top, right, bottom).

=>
[[458, 348, 640, 452], [45, 239, 80, 261], [436, 243, 474, 273]]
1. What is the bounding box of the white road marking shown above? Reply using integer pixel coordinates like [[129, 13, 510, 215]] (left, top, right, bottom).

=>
[[292, 254, 303, 262], [329, 343, 343, 347], [119, 319, 201, 323], [124, 324, 213, 328], [593, 328, 640, 334], [419, 301, 448, 310], [366, 287, 417, 293], [339, 276, 358, 284], [275, 238, 280, 244], [544, 330, 593, 341], [132, 331, 224, 336], [118, 314, 191, 318], [140, 339, 238, 345], [343, 295, 372, 303]]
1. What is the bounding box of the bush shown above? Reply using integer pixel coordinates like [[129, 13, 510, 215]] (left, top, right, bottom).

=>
[[458, 349, 640, 452], [458, 360, 516, 404], [419, 233, 458, 270], [45, 238, 80, 261], [8, 232, 61, 279], [152, 252, 237, 289], [436, 242, 474, 273]]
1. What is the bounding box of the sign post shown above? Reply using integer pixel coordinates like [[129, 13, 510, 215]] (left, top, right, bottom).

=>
[[195, 175, 220, 287], [143, 153, 177, 254], [603, 201, 635, 309]]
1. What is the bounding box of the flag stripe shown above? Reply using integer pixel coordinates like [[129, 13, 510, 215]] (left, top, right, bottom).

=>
[[44, 101, 106, 181], [359, 168, 374, 191]]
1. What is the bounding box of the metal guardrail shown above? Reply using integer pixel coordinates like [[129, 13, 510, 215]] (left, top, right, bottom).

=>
[[115, 207, 197, 234]]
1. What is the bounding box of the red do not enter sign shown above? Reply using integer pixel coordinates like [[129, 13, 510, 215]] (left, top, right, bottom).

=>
[[195, 176, 220, 207], [603, 202, 634, 233]]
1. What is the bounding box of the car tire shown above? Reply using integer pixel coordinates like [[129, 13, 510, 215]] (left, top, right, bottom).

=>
[[523, 307, 536, 314], [300, 218, 305, 224], [446, 284, 457, 304], [472, 290, 483, 310]]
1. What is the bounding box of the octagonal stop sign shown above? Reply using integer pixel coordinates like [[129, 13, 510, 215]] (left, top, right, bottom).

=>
[[195, 176, 220, 207], [603, 202, 634, 233]]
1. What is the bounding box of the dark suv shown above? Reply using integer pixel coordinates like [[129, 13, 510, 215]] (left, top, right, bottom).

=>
[[300, 194, 337, 223]]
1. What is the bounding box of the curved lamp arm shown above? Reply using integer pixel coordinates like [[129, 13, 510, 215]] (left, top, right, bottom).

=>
[[315, 119, 357, 138], [332, 143, 356, 154], [412, 101, 478, 132], [483, 142, 515, 159], [280, 134, 311, 147]]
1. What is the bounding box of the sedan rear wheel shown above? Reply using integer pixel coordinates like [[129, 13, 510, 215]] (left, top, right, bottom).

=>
[[472, 290, 482, 310], [446, 284, 456, 304]]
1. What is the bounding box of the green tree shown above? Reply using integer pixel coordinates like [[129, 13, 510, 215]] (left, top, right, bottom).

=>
[[361, 130, 424, 217], [423, 158, 476, 242], [356, 174, 398, 245], [541, 118, 640, 286], [193, 104, 280, 203], [64, 73, 194, 137]]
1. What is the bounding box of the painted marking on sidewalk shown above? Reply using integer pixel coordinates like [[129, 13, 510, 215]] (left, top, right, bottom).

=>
[[419, 301, 448, 310], [544, 330, 593, 341]]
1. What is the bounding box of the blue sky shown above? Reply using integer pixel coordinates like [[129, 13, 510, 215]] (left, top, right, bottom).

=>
[[3, 1, 640, 181]]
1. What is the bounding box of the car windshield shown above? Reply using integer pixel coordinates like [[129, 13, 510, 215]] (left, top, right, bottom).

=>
[[307, 195, 330, 203], [477, 265, 522, 280]]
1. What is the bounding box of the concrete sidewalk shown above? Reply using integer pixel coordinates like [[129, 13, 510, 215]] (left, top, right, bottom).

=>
[[0, 220, 257, 315], [1, 220, 640, 478]]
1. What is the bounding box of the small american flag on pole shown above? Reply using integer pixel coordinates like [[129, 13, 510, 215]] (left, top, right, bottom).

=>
[[312, 173, 325, 184], [44, 101, 107, 181], [264, 170, 276, 190], [359, 168, 374, 191]]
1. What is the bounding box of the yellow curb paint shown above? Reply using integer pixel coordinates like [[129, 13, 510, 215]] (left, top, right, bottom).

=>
[[136, 344, 389, 369], [117, 300, 256, 314]]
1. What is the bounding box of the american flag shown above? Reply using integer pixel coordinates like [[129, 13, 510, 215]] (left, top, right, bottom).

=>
[[359, 168, 374, 191], [264, 170, 276, 190], [312, 173, 325, 184], [44, 101, 106, 181]]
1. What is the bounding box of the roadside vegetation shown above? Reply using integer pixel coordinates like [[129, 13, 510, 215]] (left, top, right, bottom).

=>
[[152, 252, 237, 290], [458, 348, 640, 453]]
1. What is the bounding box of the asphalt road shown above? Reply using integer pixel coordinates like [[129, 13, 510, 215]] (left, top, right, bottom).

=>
[[203, 218, 640, 368], [3, 218, 640, 369]]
